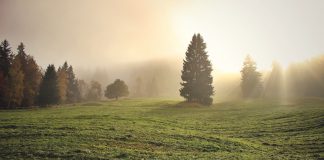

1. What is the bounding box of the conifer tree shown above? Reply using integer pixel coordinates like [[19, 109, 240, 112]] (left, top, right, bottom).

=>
[[0, 40, 13, 77], [240, 55, 263, 98], [38, 65, 59, 106], [0, 40, 13, 107], [66, 65, 80, 103], [180, 34, 214, 105]]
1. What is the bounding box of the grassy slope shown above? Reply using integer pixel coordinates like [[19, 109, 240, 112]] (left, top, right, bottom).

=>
[[0, 99, 323, 159]]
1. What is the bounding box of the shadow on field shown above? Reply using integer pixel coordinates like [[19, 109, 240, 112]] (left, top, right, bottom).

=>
[[165, 102, 208, 108], [81, 102, 103, 106], [141, 101, 215, 117]]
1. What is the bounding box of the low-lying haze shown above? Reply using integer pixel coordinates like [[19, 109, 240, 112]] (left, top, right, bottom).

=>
[[1, 0, 323, 73]]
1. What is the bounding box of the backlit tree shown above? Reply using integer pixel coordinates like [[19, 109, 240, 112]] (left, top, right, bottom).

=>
[[180, 34, 214, 105]]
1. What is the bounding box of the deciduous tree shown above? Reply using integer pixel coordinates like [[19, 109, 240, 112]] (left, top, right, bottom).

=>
[[6, 56, 24, 108], [16, 43, 42, 107], [105, 79, 129, 100], [57, 62, 69, 103]]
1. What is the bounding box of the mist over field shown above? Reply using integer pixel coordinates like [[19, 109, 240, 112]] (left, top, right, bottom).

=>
[[0, 0, 324, 159], [74, 60, 244, 100]]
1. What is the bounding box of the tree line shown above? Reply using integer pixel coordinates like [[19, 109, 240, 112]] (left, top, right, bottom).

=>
[[0, 40, 129, 108], [2, 35, 324, 107], [180, 34, 324, 105]]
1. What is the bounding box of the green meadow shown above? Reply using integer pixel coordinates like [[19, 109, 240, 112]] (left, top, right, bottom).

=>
[[0, 99, 323, 159]]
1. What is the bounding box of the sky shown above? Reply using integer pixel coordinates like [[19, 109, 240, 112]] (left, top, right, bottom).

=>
[[1, 0, 324, 73]]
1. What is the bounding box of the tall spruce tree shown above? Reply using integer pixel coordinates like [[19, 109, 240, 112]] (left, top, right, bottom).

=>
[[38, 64, 59, 106], [180, 34, 214, 105], [0, 40, 13, 107], [66, 65, 80, 103], [0, 40, 13, 77], [240, 55, 262, 98]]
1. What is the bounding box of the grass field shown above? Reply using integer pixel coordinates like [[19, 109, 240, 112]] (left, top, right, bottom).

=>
[[0, 98, 323, 159]]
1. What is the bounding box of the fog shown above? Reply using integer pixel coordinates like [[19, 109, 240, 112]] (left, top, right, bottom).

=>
[[1, 0, 324, 101], [1, 0, 324, 70], [75, 59, 182, 98]]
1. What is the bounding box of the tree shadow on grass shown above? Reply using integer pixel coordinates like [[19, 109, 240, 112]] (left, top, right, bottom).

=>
[[141, 101, 213, 118]]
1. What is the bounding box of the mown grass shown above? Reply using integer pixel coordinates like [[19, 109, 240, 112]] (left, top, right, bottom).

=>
[[0, 98, 323, 159]]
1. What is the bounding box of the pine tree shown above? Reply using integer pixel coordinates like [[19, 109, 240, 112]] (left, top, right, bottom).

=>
[[0, 40, 13, 77], [66, 65, 80, 103], [240, 55, 263, 98], [38, 65, 59, 106], [180, 34, 214, 105], [0, 40, 13, 107]]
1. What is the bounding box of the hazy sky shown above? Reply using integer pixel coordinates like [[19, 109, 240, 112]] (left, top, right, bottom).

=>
[[1, 0, 323, 72]]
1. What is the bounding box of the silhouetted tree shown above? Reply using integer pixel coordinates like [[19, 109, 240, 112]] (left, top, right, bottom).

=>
[[66, 65, 80, 103], [0, 40, 13, 107], [86, 80, 102, 101], [0, 40, 12, 77], [105, 79, 129, 100], [0, 71, 5, 107], [180, 34, 214, 105], [240, 55, 262, 98], [38, 65, 59, 106], [16, 43, 42, 107]]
